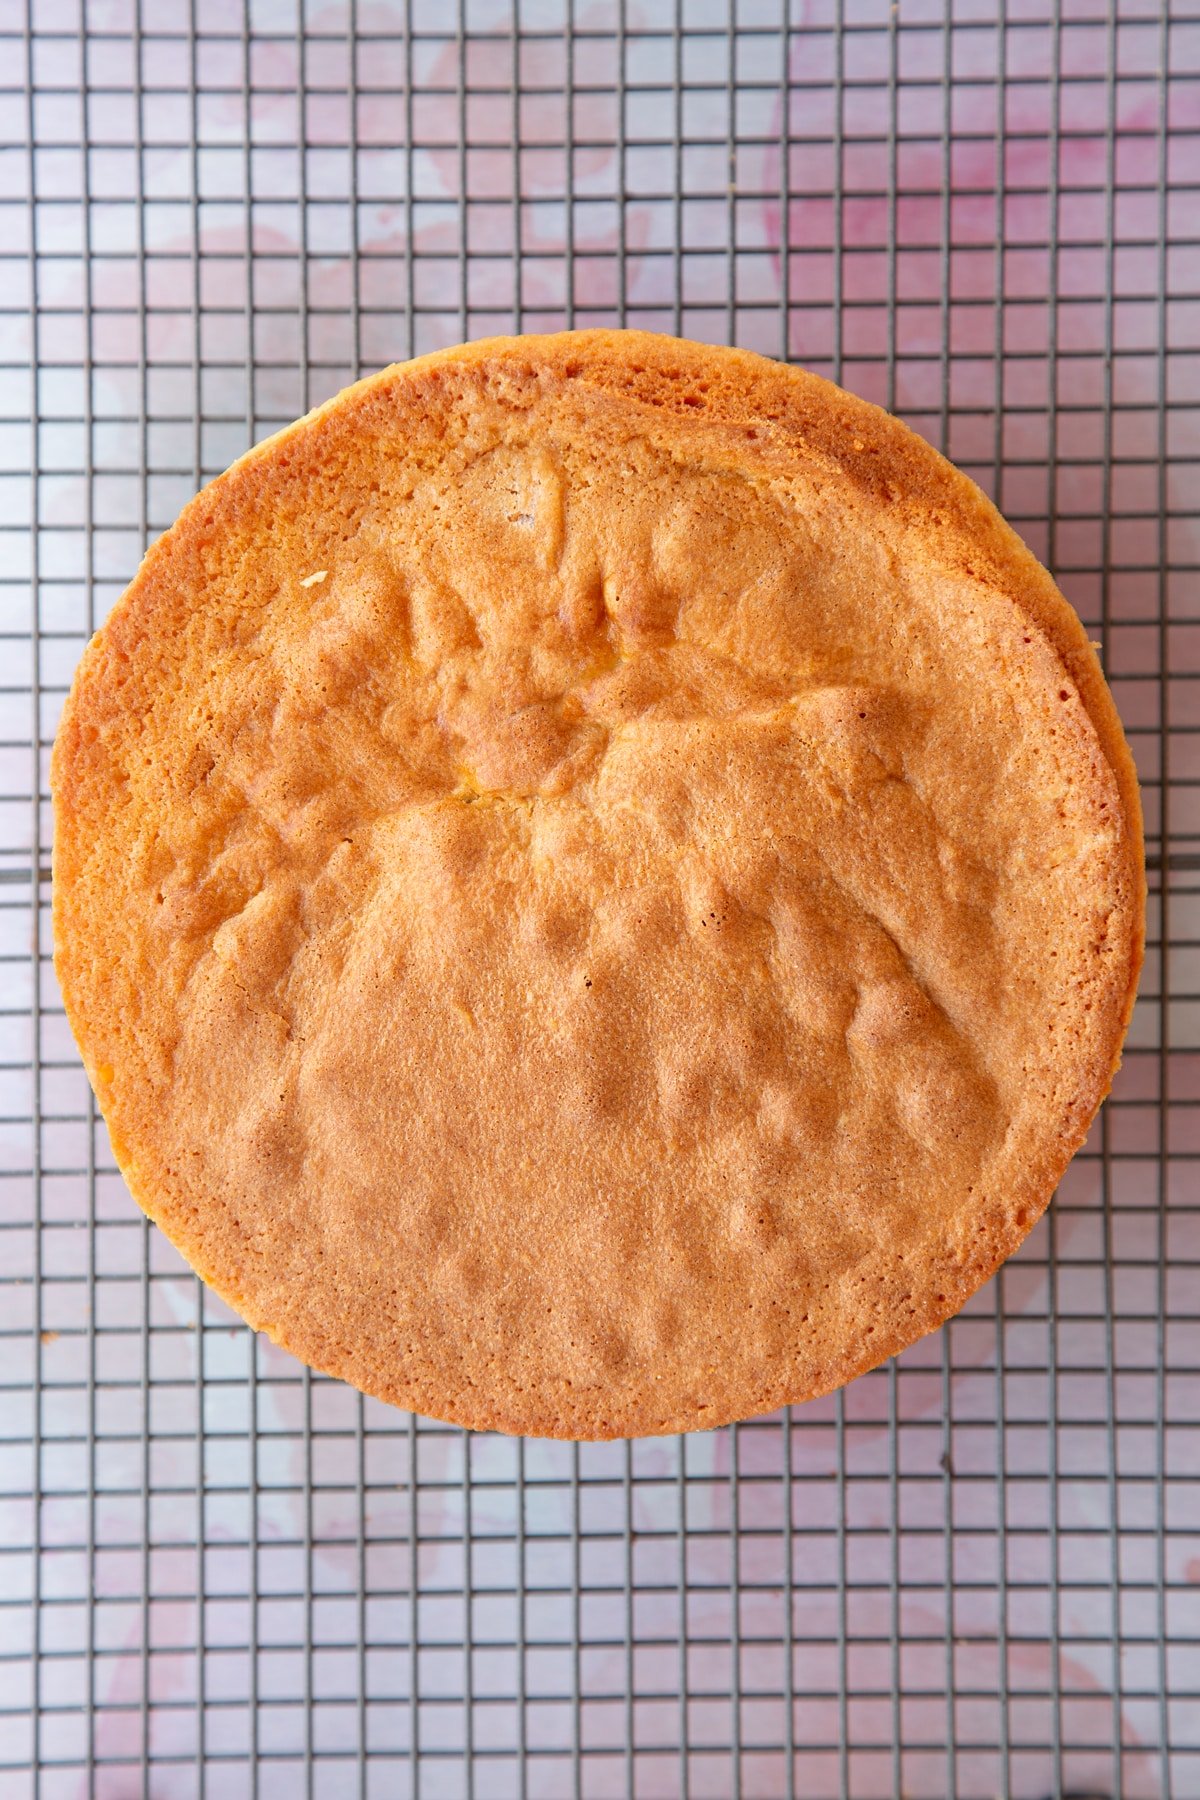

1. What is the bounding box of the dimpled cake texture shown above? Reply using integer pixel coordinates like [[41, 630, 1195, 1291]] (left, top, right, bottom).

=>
[[52, 331, 1144, 1438]]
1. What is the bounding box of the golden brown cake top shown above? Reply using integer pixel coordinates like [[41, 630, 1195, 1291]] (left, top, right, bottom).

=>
[[52, 331, 1143, 1437]]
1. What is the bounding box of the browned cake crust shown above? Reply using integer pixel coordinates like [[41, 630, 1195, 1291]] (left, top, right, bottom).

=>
[[52, 331, 1144, 1438]]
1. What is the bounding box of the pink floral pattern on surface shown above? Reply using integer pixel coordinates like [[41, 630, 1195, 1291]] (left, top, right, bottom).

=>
[[2, 0, 1196, 1795]]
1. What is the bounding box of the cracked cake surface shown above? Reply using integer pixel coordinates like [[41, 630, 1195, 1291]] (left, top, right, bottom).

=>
[[52, 330, 1143, 1438]]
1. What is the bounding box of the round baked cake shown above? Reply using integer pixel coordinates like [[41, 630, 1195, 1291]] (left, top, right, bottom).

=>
[[53, 331, 1143, 1438]]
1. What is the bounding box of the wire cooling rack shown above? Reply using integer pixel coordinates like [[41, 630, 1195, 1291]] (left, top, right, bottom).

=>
[[2, 0, 1197, 1795]]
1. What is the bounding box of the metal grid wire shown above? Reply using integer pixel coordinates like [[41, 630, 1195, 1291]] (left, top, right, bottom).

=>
[[1, 0, 1197, 1793]]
